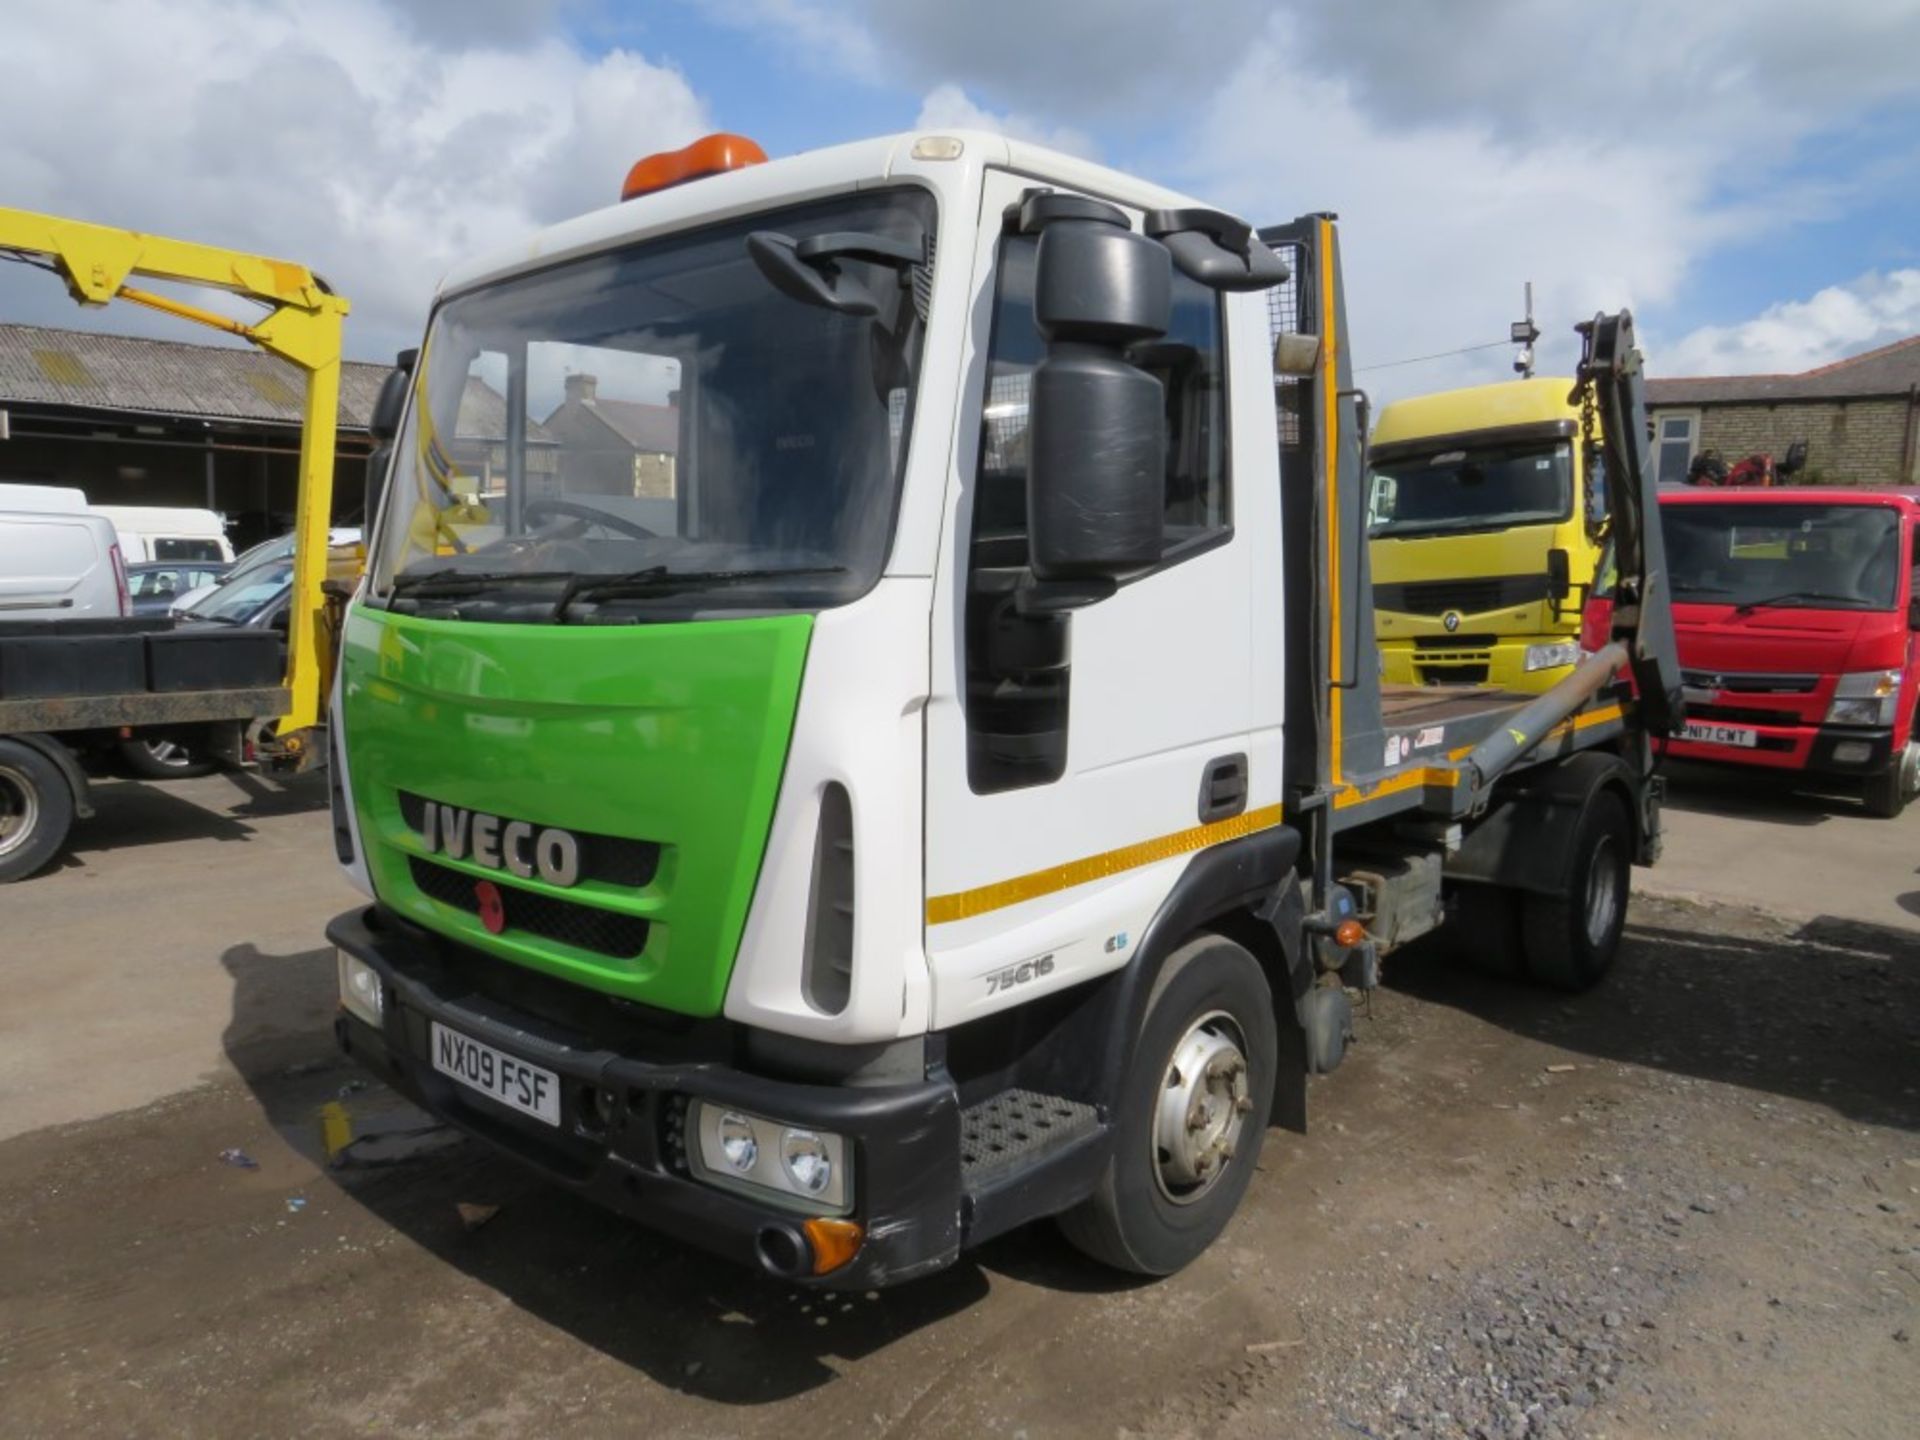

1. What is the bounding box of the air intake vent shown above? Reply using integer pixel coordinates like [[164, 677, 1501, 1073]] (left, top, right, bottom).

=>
[[801, 783, 855, 1015]]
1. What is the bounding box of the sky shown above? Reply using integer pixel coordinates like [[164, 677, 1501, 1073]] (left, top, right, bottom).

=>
[[4, 0, 1920, 402]]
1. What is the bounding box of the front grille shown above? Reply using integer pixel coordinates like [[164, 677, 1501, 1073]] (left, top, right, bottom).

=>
[[1376, 575, 1550, 616], [1680, 670, 1818, 695], [1683, 703, 1808, 728], [1414, 633, 1499, 650], [408, 856, 651, 960], [1419, 664, 1489, 685], [397, 791, 660, 887]]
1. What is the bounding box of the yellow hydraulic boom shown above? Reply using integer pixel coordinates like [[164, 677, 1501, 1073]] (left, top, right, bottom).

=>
[[0, 207, 348, 761]]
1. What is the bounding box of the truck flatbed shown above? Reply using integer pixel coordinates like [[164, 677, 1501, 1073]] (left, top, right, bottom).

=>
[[0, 686, 290, 735]]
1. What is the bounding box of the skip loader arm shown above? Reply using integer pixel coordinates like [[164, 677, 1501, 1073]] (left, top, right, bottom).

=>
[[1572, 310, 1684, 736]]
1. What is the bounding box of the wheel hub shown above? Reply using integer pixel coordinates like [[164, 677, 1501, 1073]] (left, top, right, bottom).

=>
[[0, 763, 39, 860], [1153, 1011, 1251, 1204], [1584, 833, 1623, 948]]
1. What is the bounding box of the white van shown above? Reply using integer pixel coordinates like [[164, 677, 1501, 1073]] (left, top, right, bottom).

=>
[[0, 509, 130, 619], [0, 483, 88, 514], [89, 505, 234, 564]]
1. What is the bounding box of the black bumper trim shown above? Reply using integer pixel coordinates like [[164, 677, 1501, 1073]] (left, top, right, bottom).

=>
[[328, 906, 963, 1288], [1808, 726, 1896, 775]]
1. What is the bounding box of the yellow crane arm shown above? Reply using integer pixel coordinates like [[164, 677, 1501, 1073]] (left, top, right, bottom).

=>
[[0, 206, 350, 750]]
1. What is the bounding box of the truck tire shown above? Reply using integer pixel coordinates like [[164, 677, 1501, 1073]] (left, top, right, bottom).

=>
[[0, 738, 76, 883], [118, 737, 217, 780], [1058, 934, 1277, 1276], [1519, 791, 1631, 991], [1862, 727, 1918, 819]]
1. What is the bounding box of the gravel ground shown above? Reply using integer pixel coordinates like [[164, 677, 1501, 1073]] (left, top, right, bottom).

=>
[[2, 880, 1914, 1438]]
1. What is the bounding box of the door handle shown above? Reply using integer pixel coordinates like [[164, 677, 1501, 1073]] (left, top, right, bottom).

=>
[[1198, 753, 1248, 823]]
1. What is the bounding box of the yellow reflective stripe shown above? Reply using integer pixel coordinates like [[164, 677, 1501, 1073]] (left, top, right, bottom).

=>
[[1333, 704, 1628, 810], [926, 804, 1286, 926]]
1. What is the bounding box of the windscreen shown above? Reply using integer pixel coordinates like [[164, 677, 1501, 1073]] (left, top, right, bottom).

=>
[[1663, 502, 1902, 610], [366, 187, 936, 622], [1369, 441, 1572, 538], [184, 562, 290, 623]]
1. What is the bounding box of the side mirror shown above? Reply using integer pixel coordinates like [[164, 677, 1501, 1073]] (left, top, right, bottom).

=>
[[368, 352, 414, 442], [1024, 202, 1171, 606], [364, 348, 416, 524], [1547, 547, 1572, 603]]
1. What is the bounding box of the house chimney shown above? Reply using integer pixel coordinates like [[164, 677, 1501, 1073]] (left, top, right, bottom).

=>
[[565, 373, 598, 403]]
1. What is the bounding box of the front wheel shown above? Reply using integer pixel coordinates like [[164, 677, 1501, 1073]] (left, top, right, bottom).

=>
[[1520, 791, 1632, 991], [1058, 934, 1277, 1276], [1863, 730, 1919, 819], [0, 738, 76, 883]]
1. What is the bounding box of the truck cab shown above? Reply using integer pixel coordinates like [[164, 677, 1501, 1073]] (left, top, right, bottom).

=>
[[1653, 486, 1920, 816], [1369, 379, 1604, 691]]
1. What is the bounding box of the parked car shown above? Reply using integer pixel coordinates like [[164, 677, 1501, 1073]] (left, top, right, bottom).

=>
[[171, 527, 359, 613], [0, 508, 129, 620], [176, 560, 294, 630], [125, 561, 230, 617], [1604, 487, 1920, 816], [88, 505, 234, 563]]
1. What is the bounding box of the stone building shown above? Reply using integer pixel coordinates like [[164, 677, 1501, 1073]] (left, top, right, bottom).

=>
[[539, 373, 678, 499], [1646, 335, 1920, 487]]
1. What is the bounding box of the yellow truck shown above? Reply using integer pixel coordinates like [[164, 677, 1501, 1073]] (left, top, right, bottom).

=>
[[1367, 377, 1605, 692]]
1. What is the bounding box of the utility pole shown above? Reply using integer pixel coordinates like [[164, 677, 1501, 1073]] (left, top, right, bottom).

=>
[[1511, 282, 1539, 378]]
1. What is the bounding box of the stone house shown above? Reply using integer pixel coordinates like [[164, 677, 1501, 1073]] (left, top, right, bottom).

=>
[[1645, 335, 1920, 487], [540, 374, 679, 499]]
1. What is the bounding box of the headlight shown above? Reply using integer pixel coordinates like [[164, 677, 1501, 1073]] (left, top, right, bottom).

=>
[[1524, 641, 1581, 673], [688, 1101, 851, 1214], [1826, 670, 1902, 727], [336, 950, 384, 1026]]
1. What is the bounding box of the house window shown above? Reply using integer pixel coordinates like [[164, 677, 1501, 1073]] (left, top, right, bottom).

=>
[[1654, 412, 1699, 486]]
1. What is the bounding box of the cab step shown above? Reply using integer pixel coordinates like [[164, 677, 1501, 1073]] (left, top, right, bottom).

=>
[[960, 1088, 1100, 1183]]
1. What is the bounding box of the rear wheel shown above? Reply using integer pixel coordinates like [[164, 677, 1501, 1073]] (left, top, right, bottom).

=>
[[1058, 934, 1277, 1276], [1863, 727, 1919, 819], [0, 739, 75, 883], [1520, 791, 1632, 991], [118, 736, 217, 780]]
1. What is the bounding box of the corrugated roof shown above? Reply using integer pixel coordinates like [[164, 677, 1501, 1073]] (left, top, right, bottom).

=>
[[1648, 334, 1920, 405], [0, 322, 390, 429]]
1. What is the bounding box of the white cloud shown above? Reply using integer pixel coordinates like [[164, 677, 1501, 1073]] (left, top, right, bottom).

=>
[[0, 0, 710, 362], [1654, 269, 1920, 376], [914, 84, 1096, 159], [700, 0, 1920, 400]]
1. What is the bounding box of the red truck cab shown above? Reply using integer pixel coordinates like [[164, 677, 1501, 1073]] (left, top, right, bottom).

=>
[[1644, 487, 1920, 816]]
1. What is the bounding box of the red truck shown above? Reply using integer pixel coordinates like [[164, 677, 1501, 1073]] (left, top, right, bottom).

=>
[[1623, 487, 1920, 816]]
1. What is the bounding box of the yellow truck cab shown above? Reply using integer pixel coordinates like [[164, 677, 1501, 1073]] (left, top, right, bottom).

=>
[[1368, 378, 1605, 692]]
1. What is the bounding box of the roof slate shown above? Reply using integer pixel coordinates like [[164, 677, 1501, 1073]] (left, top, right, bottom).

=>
[[0, 322, 389, 429], [1648, 334, 1920, 406]]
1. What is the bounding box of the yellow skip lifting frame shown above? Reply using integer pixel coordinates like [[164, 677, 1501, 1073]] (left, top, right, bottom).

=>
[[0, 206, 349, 762]]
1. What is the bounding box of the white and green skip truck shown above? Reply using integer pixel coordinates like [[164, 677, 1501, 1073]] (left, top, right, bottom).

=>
[[328, 131, 1684, 1286]]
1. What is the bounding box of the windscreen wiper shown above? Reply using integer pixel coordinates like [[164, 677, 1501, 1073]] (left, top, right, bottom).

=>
[[388, 568, 574, 599], [554, 565, 847, 621], [1732, 589, 1859, 615]]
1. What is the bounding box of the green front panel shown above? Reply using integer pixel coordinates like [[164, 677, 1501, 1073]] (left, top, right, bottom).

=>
[[340, 606, 811, 1016]]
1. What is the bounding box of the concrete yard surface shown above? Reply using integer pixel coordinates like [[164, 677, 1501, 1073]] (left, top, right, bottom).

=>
[[0, 768, 1915, 1438]]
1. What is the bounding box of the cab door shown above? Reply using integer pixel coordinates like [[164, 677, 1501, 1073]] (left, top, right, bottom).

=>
[[921, 168, 1260, 1031]]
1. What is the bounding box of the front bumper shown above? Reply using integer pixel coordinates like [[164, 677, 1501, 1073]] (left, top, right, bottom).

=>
[[1661, 723, 1895, 776], [328, 906, 962, 1289]]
